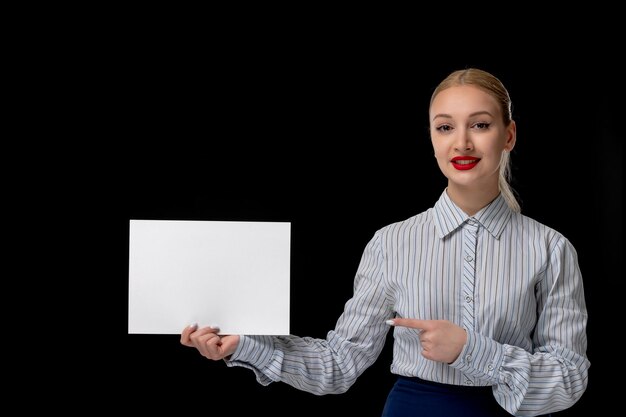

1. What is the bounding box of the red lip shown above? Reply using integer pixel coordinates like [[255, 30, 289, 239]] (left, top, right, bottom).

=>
[[451, 156, 480, 170]]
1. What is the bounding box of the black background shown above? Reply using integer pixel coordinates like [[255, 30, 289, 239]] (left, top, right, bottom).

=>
[[65, 31, 621, 415]]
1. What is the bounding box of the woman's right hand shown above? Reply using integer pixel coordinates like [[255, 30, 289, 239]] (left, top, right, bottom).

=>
[[180, 324, 240, 360]]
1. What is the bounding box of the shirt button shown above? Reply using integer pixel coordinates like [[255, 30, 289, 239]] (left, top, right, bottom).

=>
[[465, 296, 473, 303], [465, 380, 473, 386], [465, 255, 473, 262], [487, 364, 494, 371], [465, 355, 472, 362]]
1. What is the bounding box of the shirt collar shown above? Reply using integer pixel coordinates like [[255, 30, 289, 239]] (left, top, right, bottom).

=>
[[432, 189, 512, 239]]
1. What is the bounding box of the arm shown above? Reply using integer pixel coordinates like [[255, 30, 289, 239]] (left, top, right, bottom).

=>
[[225, 231, 395, 394], [452, 236, 589, 415]]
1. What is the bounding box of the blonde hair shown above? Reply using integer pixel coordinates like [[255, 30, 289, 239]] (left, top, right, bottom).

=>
[[430, 68, 520, 213]]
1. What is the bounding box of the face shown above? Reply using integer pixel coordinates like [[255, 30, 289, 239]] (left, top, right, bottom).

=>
[[429, 85, 516, 192]]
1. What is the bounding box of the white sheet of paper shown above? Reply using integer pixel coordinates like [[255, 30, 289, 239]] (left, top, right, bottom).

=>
[[128, 220, 290, 335]]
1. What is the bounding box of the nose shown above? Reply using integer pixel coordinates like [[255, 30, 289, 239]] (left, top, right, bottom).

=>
[[454, 128, 473, 152]]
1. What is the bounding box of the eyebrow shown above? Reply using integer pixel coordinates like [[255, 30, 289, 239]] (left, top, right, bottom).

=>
[[431, 110, 494, 122]]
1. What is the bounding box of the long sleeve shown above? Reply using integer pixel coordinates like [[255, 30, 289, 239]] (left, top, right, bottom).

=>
[[225, 232, 395, 394], [450, 234, 589, 415]]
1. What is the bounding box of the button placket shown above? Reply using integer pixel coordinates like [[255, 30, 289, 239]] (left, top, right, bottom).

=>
[[461, 219, 479, 331]]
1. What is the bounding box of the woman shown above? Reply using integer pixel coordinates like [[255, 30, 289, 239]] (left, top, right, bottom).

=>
[[181, 68, 590, 416]]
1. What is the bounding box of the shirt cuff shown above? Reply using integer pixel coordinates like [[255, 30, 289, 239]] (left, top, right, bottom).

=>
[[449, 330, 505, 384], [225, 335, 276, 386]]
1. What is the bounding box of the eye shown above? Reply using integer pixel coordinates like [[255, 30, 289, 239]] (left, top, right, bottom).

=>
[[472, 122, 491, 130], [435, 124, 453, 133]]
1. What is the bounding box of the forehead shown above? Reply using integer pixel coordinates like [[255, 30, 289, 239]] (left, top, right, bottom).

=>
[[430, 85, 500, 118]]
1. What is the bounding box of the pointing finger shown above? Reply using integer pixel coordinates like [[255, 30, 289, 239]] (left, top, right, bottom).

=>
[[386, 318, 431, 330]]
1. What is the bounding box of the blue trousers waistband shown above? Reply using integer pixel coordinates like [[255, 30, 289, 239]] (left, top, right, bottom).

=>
[[382, 376, 551, 417]]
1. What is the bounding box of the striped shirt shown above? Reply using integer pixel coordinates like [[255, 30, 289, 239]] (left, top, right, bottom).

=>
[[226, 190, 589, 415]]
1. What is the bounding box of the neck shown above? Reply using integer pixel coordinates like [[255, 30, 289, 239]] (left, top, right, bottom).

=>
[[446, 183, 500, 216]]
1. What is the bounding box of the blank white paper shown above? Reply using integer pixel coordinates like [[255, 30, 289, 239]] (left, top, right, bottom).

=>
[[128, 220, 290, 335]]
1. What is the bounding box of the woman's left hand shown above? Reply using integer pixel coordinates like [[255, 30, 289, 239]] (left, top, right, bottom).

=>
[[389, 318, 467, 363]]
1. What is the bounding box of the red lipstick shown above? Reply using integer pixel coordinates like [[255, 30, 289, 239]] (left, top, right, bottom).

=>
[[451, 156, 480, 170]]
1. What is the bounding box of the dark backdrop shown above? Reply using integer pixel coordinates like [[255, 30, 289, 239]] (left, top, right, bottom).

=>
[[82, 44, 620, 415]]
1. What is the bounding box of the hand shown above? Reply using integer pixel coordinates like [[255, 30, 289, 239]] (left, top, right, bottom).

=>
[[390, 319, 466, 363], [180, 324, 240, 360]]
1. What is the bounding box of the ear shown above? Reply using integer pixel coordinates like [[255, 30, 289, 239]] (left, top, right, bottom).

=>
[[504, 120, 516, 152]]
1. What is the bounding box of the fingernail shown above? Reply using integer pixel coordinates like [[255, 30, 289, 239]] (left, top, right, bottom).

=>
[[385, 320, 395, 326], [209, 325, 220, 330], [189, 323, 198, 329]]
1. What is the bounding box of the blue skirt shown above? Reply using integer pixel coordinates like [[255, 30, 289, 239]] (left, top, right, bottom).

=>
[[382, 376, 551, 417]]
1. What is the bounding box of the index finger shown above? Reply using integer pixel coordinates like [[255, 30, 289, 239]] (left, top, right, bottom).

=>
[[180, 323, 198, 345], [386, 318, 431, 330]]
